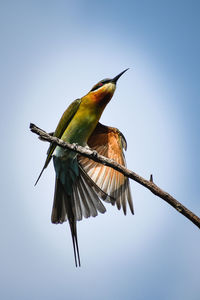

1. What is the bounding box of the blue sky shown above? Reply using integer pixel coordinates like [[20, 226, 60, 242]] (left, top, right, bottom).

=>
[[1, 1, 200, 299]]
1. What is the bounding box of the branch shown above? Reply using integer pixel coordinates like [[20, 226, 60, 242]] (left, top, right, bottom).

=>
[[30, 123, 200, 230]]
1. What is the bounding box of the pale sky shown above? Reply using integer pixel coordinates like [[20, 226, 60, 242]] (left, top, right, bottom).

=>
[[1, 1, 200, 299]]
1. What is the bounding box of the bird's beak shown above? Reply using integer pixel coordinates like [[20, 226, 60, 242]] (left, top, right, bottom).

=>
[[112, 68, 129, 83]]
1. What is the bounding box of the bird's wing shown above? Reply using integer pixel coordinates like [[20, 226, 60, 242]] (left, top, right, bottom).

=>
[[35, 98, 81, 185], [78, 122, 134, 215]]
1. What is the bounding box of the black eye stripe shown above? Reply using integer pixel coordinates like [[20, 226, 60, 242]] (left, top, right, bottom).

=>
[[90, 84, 101, 92], [90, 79, 110, 92]]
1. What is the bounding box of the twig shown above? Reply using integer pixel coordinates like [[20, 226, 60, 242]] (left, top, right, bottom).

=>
[[30, 123, 200, 230]]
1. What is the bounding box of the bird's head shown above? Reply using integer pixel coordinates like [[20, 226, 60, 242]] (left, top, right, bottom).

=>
[[87, 69, 129, 106]]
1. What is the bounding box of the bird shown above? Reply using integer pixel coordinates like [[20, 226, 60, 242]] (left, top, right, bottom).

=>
[[35, 69, 134, 267]]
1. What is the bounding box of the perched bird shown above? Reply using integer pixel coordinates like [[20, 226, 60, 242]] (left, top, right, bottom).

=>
[[35, 69, 134, 267]]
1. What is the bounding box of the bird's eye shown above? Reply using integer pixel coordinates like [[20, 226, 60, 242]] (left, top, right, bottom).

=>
[[90, 78, 111, 92]]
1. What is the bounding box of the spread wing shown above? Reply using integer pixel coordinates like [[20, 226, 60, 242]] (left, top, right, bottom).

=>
[[78, 123, 134, 215]]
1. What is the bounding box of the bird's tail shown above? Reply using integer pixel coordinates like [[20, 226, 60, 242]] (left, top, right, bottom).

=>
[[52, 176, 81, 266], [52, 155, 111, 267], [67, 198, 81, 267]]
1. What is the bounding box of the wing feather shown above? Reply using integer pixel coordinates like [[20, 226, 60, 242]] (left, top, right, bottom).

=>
[[35, 98, 81, 185], [78, 122, 134, 215], [76, 179, 90, 218]]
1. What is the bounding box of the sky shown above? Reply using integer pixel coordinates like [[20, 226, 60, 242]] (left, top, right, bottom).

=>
[[1, 1, 200, 299]]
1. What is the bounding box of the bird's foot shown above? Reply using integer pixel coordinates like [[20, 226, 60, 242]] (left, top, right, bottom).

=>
[[84, 145, 92, 150], [72, 143, 79, 150], [92, 150, 98, 157]]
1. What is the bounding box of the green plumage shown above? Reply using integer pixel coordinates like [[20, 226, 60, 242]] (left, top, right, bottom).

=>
[[35, 70, 130, 267], [46, 90, 113, 267]]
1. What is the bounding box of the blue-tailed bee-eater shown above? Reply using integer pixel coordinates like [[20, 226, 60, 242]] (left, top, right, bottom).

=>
[[35, 69, 133, 267]]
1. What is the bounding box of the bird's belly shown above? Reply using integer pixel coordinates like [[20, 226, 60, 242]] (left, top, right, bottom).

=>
[[64, 113, 98, 144], [55, 112, 99, 158]]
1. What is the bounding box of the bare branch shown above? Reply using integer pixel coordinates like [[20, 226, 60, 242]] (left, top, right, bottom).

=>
[[30, 123, 200, 229]]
